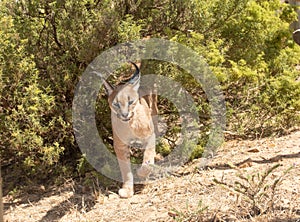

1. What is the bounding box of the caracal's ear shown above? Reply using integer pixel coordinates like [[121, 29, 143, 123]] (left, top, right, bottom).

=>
[[128, 61, 140, 91], [91, 70, 114, 95], [102, 78, 114, 95]]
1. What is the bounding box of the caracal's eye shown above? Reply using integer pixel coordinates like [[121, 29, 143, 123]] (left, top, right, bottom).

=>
[[113, 102, 120, 108], [128, 96, 136, 106], [128, 100, 134, 105]]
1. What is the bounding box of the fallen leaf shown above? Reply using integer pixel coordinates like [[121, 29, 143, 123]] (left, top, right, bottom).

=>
[[168, 211, 178, 218], [247, 148, 260, 153]]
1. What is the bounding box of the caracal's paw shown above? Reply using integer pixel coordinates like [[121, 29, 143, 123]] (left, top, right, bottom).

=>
[[118, 187, 134, 198], [137, 164, 152, 178]]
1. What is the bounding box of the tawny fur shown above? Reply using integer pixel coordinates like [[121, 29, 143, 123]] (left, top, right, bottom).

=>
[[103, 63, 157, 198]]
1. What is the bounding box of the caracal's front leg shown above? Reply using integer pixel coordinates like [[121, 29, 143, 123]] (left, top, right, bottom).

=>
[[137, 133, 156, 178], [113, 135, 134, 198]]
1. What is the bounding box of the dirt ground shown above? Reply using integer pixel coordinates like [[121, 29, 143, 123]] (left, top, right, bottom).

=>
[[3, 130, 300, 222]]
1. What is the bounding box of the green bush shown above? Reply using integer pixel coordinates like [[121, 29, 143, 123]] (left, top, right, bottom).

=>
[[0, 15, 65, 176]]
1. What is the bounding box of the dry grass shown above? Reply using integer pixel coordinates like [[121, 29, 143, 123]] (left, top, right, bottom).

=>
[[3, 131, 300, 222]]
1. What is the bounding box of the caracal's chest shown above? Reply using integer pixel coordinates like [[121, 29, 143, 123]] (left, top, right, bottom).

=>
[[111, 101, 154, 145]]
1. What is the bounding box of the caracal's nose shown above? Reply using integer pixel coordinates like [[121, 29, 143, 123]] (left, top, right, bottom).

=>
[[121, 112, 129, 118]]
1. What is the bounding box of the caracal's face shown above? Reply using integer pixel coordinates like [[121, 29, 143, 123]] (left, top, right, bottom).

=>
[[109, 84, 140, 122]]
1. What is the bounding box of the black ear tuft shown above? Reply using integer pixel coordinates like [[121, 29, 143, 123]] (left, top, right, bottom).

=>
[[128, 61, 140, 84]]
